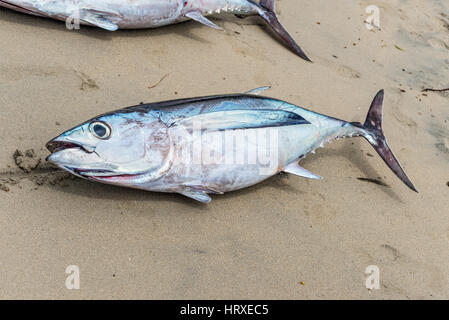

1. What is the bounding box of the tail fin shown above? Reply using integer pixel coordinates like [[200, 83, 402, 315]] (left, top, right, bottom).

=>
[[354, 90, 417, 192], [248, 0, 311, 61]]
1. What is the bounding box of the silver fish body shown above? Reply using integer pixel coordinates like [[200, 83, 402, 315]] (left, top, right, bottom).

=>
[[46, 89, 417, 203], [0, 0, 251, 27], [0, 0, 311, 60]]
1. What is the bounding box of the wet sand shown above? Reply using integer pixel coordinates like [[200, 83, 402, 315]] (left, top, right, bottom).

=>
[[0, 0, 448, 299]]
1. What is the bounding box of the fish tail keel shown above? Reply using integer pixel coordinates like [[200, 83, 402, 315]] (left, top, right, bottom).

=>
[[350, 90, 417, 192], [246, 0, 311, 61]]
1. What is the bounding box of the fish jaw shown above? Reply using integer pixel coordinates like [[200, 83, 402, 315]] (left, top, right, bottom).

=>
[[46, 142, 149, 185], [46, 140, 116, 178], [45, 132, 130, 179]]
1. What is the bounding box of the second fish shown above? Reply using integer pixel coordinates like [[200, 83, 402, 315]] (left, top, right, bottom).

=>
[[0, 0, 311, 61]]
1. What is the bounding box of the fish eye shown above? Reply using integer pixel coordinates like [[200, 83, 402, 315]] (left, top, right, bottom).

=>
[[89, 121, 111, 140]]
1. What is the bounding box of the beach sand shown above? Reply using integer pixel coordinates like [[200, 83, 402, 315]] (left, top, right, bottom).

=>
[[0, 0, 448, 299]]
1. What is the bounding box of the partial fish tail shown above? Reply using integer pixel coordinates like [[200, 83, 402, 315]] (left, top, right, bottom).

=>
[[350, 90, 417, 192], [247, 0, 311, 61]]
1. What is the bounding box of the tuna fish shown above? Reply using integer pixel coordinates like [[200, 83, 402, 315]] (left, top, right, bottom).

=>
[[0, 0, 311, 60], [46, 88, 417, 203]]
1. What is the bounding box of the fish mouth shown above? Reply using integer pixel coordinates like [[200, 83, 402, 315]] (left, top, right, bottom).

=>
[[67, 166, 141, 182], [46, 139, 140, 181], [46, 140, 113, 178], [46, 140, 91, 154]]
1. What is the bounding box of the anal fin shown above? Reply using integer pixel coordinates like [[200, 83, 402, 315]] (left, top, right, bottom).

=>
[[283, 162, 322, 180], [185, 11, 222, 30]]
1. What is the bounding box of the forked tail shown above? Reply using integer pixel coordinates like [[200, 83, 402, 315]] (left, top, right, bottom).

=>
[[248, 0, 311, 61], [352, 90, 417, 192]]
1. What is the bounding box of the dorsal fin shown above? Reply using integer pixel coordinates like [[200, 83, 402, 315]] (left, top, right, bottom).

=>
[[245, 86, 271, 95]]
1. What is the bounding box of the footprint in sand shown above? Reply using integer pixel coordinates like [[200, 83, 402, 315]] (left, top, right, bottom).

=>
[[13, 149, 41, 173], [427, 38, 449, 50], [0, 66, 99, 91], [76, 72, 99, 91], [325, 60, 362, 79]]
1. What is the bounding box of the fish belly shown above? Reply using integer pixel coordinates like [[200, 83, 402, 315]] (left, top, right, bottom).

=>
[[0, 0, 255, 28], [111, 0, 185, 28], [0, 0, 185, 28], [116, 0, 256, 28]]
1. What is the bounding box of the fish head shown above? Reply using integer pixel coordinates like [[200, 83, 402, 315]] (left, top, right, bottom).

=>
[[46, 111, 172, 185]]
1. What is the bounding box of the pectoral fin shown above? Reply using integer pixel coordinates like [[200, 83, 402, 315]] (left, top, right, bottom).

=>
[[177, 109, 310, 132], [79, 8, 121, 31], [185, 11, 222, 30], [283, 162, 322, 180]]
